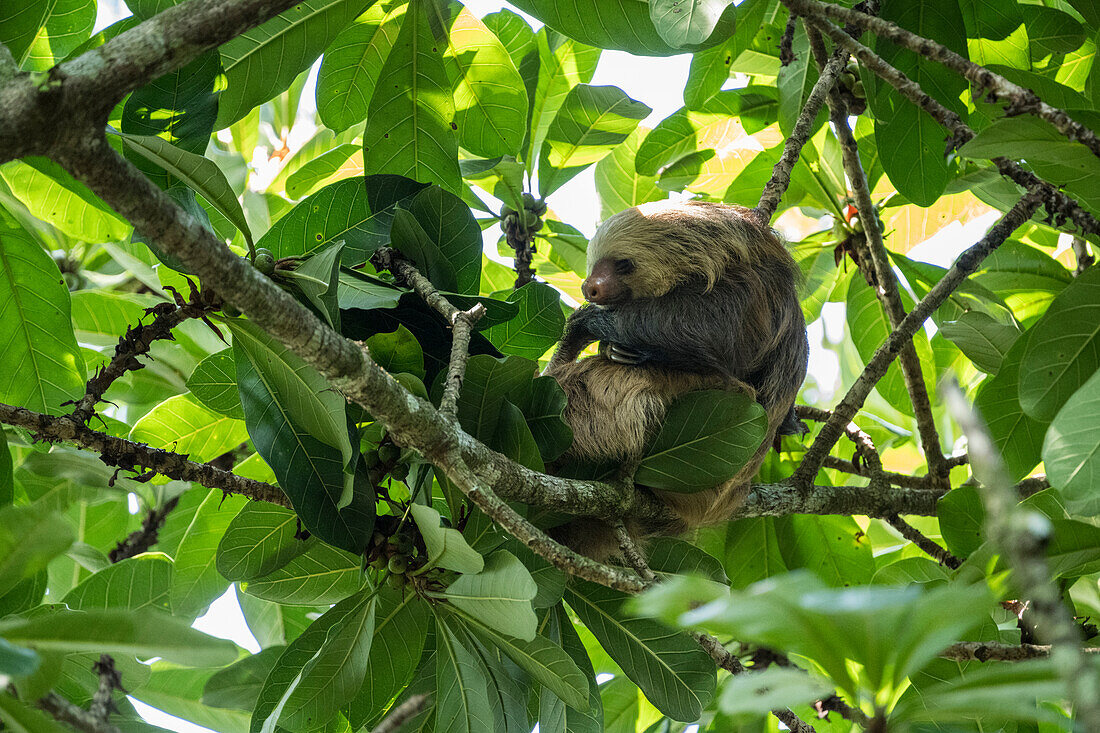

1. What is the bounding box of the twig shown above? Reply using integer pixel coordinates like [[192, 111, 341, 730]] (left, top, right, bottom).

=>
[[799, 11, 1100, 238], [806, 26, 949, 488], [109, 496, 181, 562], [1073, 237, 1094, 276], [373, 247, 462, 321], [440, 304, 486, 416], [39, 693, 121, 733], [786, 0, 1100, 161], [822, 456, 937, 491], [371, 694, 429, 733], [944, 381, 1100, 728], [1016, 475, 1050, 498], [795, 188, 1045, 484], [945, 453, 969, 469], [884, 513, 961, 569], [816, 695, 872, 727], [940, 641, 1100, 662], [751, 25, 848, 226], [88, 655, 124, 724], [0, 402, 291, 508], [612, 521, 655, 582]]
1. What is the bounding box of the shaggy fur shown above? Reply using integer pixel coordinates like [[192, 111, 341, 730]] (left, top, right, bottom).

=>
[[546, 201, 808, 558]]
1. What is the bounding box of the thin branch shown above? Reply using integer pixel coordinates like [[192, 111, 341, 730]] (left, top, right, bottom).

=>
[[374, 247, 463, 322], [38, 693, 121, 733], [795, 188, 1045, 484], [884, 514, 961, 569], [786, 0, 1100, 161], [822, 455, 937, 491], [940, 641, 1100, 663], [1073, 236, 1094, 276], [371, 694, 429, 733], [806, 26, 949, 487], [612, 521, 655, 583], [944, 381, 1100, 727], [88, 655, 123, 725], [799, 11, 1100, 238], [751, 23, 849, 226], [109, 496, 181, 562], [945, 453, 969, 469], [440, 304, 486, 417], [0, 402, 290, 507]]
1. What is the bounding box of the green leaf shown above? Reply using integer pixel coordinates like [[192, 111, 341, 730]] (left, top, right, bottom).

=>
[[130, 394, 249, 463], [0, 0, 95, 71], [774, 514, 875, 587], [435, 2, 528, 158], [594, 125, 663, 221], [484, 282, 566, 359], [718, 667, 832, 716], [217, 503, 314, 581], [136, 661, 250, 733], [61, 554, 173, 612], [187, 349, 245, 419], [391, 184, 483, 294], [285, 240, 344, 328], [0, 638, 38, 677], [338, 268, 405, 310], [537, 604, 602, 731], [516, 375, 572, 464], [232, 328, 372, 555], [434, 611, 495, 733], [0, 214, 84, 414], [1044, 518, 1100, 578], [284, 144, 363, 199], [345, 584, 430, 729], [958, 0, 1030, 68], [0, 608, 237, 666], [409, 502, 484, 574], [1019, 265, 1100, 421], [171, 489, 246, 618], [650, 0, 727, 49], [939, 311, 1022, 375], [317, 2, 407, 132], [362, 0, 461, 194], [636, 390, 767, 492], [451, 354, 539, 443], [202, 647, 283, 711], [117, 132, 252, 247], [777, 24, 822, 137], [1044, 367, 1100, 516], [0, 505, 74, 598], [566, 580, 715, 722], [682, 0, 771, 109], [216, 0, 372, 127], [279, 589, 376, 731], [242, 541, 363, 605], [538, 84, 651, 197], [645, 537, 728, 584], [0, 692, 70, 733], [937, 485, 986, 558], [0, 157, 130, 242], [526, 28, 600, 171], [974, 335, 1050, 481], [1023, 5, 1086, 56], [443, 550, 537, 641], [507, 0, 735, 56]]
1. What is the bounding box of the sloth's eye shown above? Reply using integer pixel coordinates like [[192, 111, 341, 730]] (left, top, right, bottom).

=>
[[614, 258, 635, 275]]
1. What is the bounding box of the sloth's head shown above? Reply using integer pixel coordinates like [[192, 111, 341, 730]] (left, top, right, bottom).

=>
[[581, 200, 788, 304]]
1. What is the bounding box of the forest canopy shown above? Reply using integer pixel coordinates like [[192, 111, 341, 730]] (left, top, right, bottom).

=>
[[1, 0, 1100, 731]]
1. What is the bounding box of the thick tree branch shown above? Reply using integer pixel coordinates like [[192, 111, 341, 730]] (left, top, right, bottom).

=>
[[0, 402, 290, 507], [940, 641, 1100, 663], [795, 189, 1045, 484], [0, 0, 300, 163], [738, 480, 940, 517], [944, 383, 1100, 727], [751, 24, 848, 226], [800, 11, 1100, 238], [786, 0, 1100, 161]]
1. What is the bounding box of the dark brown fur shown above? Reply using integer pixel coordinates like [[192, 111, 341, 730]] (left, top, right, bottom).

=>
[[545, 201, 808, 558]]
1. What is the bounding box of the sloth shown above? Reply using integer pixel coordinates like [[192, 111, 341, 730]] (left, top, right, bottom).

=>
[[545, 200, 809, 558]]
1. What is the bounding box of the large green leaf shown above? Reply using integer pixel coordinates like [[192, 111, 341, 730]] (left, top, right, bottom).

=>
[[1043, 367, 1100, 516], [1019, 265, 1100, 421], [682, 0, 776, 110], [958, 0, 1030, 68], [594, 125, 663, 220], [171, 489, 246, 618], [434, 610, 495, 733], [538, 84, 651, 196], [537, 604, 602, 732], [0, 505, 74, 598], [317, 1, 407, 132], [526, 28, 600, 171], [217, 503, 315, 581], [450, 354, 539, 443], [650, 0, 728, 49], [345, 585, 430, 729], [216, 0, 372, 127], [130, 394, 250, 463], [483, 282, 566, 359], [117, 132, 252, 247], [0, 692, 70, 733], [0, 0, 95, 71], [774, 514, 874, 587], [242, 542, 363, 605], [506, 0, 735, 56], [187, 349, 245, 419], [362, 0, 461, 194], [565, 581, 715, 722], [434, 2, 528, 158], [777, 24, 822, 137], [389, 185, 482, 294], [0, 608, 236, 666], [443, 551, 537, 641], [0, 214, 84, 414], [232, 328, 373, 555], [61, 554, 172, 612], [202, 647, 283, 711], [1, 157, 129, 243], [635, 390, 767, 492], [939, 311, 1022, 375], [409, 503, 484, 575]]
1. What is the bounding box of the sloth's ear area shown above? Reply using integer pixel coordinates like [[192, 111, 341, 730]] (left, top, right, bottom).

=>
[[582, 257, 632, 304]]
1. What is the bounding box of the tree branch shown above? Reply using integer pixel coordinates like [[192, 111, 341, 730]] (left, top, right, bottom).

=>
[[786, 0, 1100, 161], [38, 693, 121, 733], [940, 641, 1100, 663], [884, 513, 961, 569], [371, 694, 429, 733], [0, 402, 290, 507], [795, 188, 1045, 484], [944, 382, 1100, 727]]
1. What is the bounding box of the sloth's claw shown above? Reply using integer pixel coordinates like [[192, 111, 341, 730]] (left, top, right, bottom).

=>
[[605, 342, 646, 365]]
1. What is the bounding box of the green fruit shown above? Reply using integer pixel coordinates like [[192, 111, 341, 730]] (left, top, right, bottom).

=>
[[370, 556, 388, 570], [852, 81, 865, 99], [396, 534, 414, 554], [388, 555, 409, 574], [500, 205, 515, 217], [378, 444, 400, 464], [523, 210, 541, 228], [387, 572, 404, 588], [522, 192, 537, 208], [253, 251, 275, 276]]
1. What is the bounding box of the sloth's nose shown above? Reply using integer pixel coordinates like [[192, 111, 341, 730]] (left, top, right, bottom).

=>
[[583, 276, 609, 303]]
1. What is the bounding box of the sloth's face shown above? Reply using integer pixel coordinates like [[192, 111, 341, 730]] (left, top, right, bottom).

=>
[[582, 255, 635, 305]]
